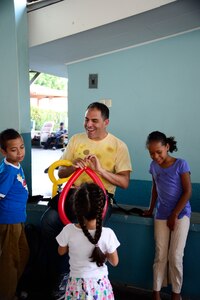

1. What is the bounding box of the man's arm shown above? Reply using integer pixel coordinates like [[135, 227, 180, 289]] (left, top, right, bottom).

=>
[[58, 165, 76, 178], [58, 157, 130, 189], [85, 154, 130, 189], [98, 169, 130, 189], [58, 157, 87, 178]]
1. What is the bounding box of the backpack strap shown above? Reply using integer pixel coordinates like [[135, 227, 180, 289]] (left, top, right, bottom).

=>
[[110, 196, 144, 216]]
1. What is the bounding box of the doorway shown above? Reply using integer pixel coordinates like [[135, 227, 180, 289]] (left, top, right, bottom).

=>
[[30, 72, 68, 196]]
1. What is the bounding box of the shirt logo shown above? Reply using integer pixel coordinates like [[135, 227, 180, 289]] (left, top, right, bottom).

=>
[[17, 174, 28, 190]]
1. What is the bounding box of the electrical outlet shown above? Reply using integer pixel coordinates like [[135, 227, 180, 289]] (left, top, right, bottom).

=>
[[89, 74, 98, 88], [99, 99, 112, 107]]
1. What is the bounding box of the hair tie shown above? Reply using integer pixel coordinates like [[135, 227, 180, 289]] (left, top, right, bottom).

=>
[[95, 244, 99, 248]]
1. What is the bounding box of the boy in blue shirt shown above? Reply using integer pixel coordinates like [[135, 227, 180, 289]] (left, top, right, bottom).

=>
[[0, 129, 29, 300]]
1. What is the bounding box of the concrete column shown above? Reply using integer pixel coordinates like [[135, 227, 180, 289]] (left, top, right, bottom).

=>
[[0, 0, 32, 193]]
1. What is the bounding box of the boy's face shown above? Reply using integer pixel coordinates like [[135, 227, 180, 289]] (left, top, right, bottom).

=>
[[1, 137, 25, 166]]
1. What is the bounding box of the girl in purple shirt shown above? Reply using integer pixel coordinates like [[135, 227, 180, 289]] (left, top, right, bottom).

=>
[[143, 131, 192, 300]]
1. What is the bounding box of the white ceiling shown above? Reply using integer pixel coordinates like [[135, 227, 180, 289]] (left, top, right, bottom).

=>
[[28, 0, 200, 77]]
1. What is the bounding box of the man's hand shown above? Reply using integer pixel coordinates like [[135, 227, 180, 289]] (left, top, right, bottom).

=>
[[58, 157, 88, 178], [84, 154, 103, 173], [72, 158, 88, 169], [84, 154, 130, 189]]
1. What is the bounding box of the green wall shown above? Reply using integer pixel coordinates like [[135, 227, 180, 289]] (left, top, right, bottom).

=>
[[0, 0, 32, 192], [67, 29, 200, 210]]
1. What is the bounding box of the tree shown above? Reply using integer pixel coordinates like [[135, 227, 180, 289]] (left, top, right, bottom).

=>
[[31, 107, 67, 131], [30, 72, 68, 131], [30, 72, 67, 90]]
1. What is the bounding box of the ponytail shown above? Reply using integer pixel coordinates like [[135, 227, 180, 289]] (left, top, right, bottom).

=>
[[146, 131, 178, 153], [166, 137, 178, 153], [90, 244, 106, 267]]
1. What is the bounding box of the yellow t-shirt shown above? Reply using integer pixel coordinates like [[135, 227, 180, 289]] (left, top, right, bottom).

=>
[[61, 133, 132, 194]]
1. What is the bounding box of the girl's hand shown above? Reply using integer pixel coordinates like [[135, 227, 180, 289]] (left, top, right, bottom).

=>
[[142, 209, 153, 218], [167, 213, 178, 231]]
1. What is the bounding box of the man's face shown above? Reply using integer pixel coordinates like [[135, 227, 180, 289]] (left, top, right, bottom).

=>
[[84, 108, 109, 140]]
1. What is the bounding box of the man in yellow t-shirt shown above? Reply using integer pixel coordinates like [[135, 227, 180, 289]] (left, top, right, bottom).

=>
[[58, 102, 132, 195], [60, 132, 131, 196], [40, 102, 132, 295]]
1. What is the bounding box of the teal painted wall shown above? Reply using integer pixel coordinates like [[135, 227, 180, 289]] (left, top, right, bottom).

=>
[[115, 180, 200, 213], [67, 29, 200, 209], [0, 0, 32, 192], [0, 0, 18, 129], [14, 0, 31, 133]]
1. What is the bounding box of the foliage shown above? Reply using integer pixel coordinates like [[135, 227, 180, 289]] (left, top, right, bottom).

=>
[[31, 106, 67, 131], [30, 72, 68, 131], [30, 72, 67, 90]]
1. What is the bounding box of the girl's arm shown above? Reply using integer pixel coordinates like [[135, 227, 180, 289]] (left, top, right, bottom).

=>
[[167, 172, 192, 231], [106, 250, 119, 267], [58, 245, 69, 256], [142, 177, 157, 216]]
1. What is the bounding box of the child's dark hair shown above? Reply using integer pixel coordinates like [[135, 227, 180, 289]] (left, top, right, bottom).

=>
[[73, 182, 106, 267], [0, 129, 21, 151], [146, 131, 178, 153]]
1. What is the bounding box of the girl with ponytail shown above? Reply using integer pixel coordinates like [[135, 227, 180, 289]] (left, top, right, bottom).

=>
[[56, 182, 120, 299], [143, 131, 192, 300]]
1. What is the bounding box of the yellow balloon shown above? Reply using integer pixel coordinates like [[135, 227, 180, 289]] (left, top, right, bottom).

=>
[[48, 159, 72, 197]]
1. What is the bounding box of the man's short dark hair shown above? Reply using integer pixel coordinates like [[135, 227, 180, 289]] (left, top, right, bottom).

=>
[[0, 129, 21, 151], [60, 122, 64, 126], [87, 102, 109, 120]]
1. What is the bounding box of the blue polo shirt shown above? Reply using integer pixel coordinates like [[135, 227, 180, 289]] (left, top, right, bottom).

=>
[[0, 158, 28, 224]]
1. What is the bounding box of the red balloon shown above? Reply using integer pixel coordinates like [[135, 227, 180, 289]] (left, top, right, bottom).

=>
[[58, 167, 108, 225]]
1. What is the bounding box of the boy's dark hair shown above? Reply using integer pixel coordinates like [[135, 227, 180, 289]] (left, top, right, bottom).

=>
[[0, 129, 21, 151], [87, 102, 109, 120], [146, 131, 178, 153], [73, 182, 106, 267]]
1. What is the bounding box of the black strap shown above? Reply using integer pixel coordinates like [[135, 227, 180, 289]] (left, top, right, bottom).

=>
[[111, 197, 144, 216]]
